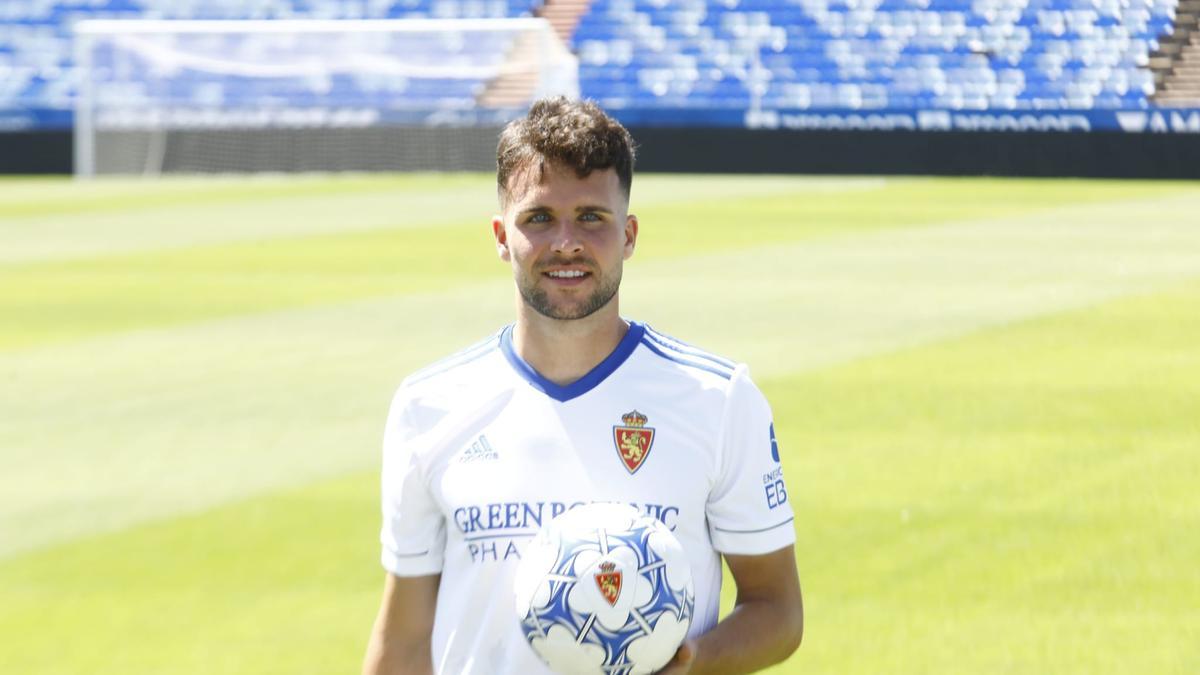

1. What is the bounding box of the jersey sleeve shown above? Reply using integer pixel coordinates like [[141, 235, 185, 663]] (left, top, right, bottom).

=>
[[380, 387, 446, 576], [706, 365, 797, 555]]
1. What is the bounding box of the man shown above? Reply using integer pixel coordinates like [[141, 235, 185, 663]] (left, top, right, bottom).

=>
[[363, 97, 803, 675]]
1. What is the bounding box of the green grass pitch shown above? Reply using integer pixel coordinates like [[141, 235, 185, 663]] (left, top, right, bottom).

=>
[[1, 174, 1198, 674]]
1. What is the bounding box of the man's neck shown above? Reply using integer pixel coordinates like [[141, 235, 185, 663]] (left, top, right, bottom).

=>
[[512, 303, 628, 387]]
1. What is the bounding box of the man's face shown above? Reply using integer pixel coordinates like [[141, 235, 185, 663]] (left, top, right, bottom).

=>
[[493, 163, 637, 321]]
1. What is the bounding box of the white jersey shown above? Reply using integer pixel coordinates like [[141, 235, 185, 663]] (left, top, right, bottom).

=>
[[379, 321, 795, 674]]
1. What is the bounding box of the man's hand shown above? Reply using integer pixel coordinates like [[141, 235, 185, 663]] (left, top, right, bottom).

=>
[[655, 640, 697, 674]]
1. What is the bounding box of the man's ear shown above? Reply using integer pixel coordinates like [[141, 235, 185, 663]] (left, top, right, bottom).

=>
[[492, 216, 510, 262], [623, 213, 639, 260]]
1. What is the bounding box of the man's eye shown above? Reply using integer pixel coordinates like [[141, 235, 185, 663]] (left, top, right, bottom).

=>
[[528, 213, 551, 223], [579, 212, 602, 222]]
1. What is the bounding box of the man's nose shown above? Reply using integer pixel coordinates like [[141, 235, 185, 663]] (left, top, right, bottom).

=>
[[550, 219, 585, 255]]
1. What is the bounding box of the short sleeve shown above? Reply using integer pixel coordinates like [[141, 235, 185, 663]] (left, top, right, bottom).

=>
[[380, 388, 446, 576], [706, 365, 797, 555]]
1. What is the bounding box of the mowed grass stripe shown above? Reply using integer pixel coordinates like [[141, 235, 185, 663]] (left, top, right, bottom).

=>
[[0, 283, 513, 559], [0, 175, 896, 350], [0, 221, 498, 350], [0, 174, 875, 264], [0, 174, 498, 264], [625, 193, 1200, 375], [0, 472, 382, 675], [771, 279, 1200, 674], [0, 173, 494, 219], [0, 173, 868, 220], [4, 175, 868, 350], [635, 177, 1193, 254], [2, 279, 1197, 675], [4, 192, 1200, 559], [3, 177, 1197, 351]]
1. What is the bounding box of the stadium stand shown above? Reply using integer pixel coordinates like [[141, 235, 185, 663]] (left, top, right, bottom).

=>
[[572, 0, 1176, 111], [1151, 0, 1200, 103], [0, 0, 1189, 130]]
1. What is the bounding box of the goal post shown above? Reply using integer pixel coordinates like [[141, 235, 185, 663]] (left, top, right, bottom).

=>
[[73, 18, 579, 176]]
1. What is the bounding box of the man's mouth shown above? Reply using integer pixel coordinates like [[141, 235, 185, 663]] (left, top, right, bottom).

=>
[[545, 270, 589, 279]]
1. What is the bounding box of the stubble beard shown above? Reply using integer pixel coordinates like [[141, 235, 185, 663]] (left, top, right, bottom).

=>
[[517, 263, 622, 321]]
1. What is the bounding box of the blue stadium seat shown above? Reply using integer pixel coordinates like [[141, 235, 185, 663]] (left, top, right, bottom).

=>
[[571, 0, 1176, 111]]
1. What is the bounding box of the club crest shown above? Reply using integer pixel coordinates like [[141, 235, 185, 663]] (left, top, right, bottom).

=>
[[594, 561, 622, 606], [613, 409, 655, 474]]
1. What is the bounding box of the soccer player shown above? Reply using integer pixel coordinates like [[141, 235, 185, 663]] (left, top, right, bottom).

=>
[[362, 97, 803, 675]]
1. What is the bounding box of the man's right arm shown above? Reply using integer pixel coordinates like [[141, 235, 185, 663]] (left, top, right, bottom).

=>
[[362, 572, 441, 675]]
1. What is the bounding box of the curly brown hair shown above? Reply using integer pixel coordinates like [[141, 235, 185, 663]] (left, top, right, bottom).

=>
[[496, 97, 636, 209]]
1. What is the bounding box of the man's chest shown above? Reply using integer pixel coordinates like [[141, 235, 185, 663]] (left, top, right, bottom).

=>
[[426, 394, 721, 562]]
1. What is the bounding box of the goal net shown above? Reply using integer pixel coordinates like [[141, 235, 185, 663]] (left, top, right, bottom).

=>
[[73, 18, 579, 176]]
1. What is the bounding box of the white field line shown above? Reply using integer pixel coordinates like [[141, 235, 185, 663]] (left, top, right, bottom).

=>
[[0, 175, 883, 264], [1, 191, 1199, 559]]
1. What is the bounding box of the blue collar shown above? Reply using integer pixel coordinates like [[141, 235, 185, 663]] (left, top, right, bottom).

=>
[[499, 321, 644, 402]]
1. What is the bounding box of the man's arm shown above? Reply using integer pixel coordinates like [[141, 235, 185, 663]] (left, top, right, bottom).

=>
[[362, 573, 441, 675], [662, 546, 803, 674]]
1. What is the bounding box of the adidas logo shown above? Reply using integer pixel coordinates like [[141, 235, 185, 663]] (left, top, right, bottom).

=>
[[459, 434, 498, 463]]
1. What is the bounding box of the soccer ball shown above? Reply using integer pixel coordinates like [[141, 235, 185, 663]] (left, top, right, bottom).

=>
[[513, 502, 694, 675]]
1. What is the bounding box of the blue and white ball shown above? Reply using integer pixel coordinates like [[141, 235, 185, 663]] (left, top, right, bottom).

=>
[[514, 502, 695, 675]]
